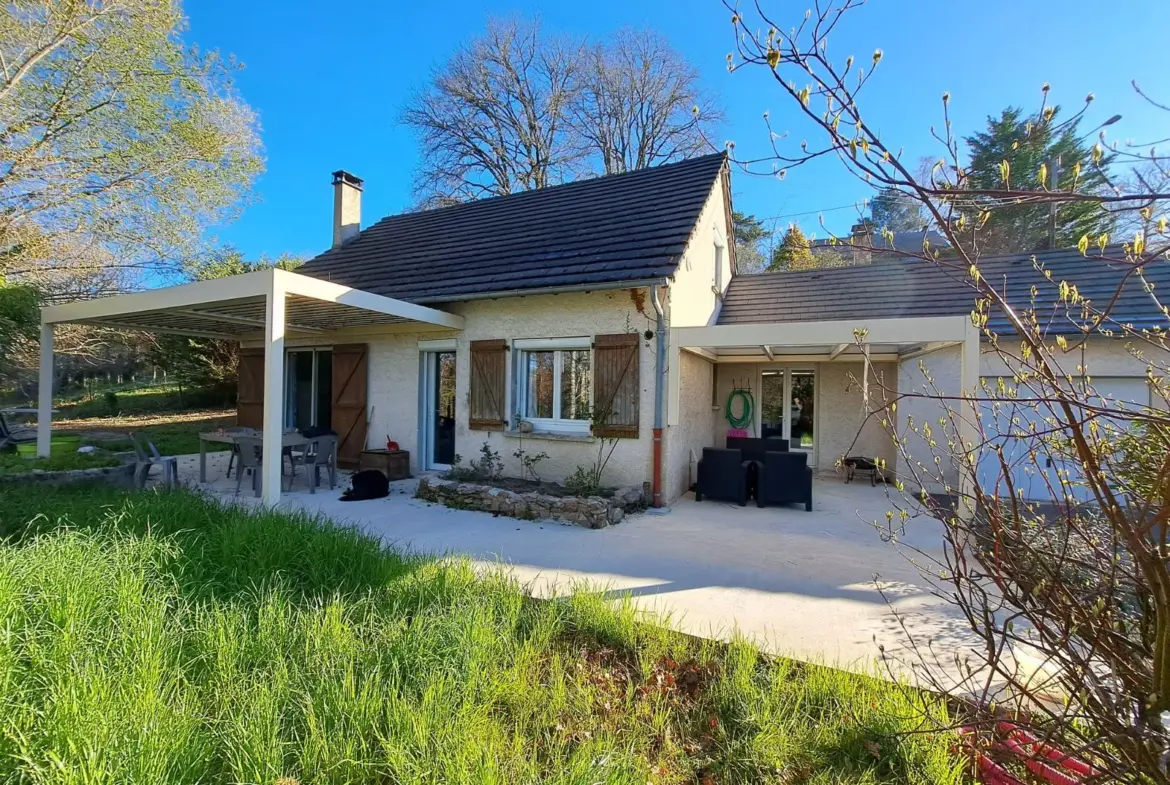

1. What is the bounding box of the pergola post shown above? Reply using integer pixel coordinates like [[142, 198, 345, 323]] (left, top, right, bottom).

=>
[[958, 318, 981, 518], [261, 271, 286, 505], [36, 323, 54, 458]]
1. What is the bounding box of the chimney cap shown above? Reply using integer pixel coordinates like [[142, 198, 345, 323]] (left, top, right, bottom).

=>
[[331, 170, 364, 190]]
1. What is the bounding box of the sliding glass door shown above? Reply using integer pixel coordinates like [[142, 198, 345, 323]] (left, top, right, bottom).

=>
[[759, 368, 816, 461], [284, 349, 332, 430]]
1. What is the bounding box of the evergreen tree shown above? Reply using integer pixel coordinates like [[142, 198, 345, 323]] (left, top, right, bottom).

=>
[[962, 107, 1112, 253], [768, 225, 816, 271], [732, 210, 770, 273]]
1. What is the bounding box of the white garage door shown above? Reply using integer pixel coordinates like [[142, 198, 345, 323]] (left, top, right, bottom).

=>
[[976, 377, 1150, 502]]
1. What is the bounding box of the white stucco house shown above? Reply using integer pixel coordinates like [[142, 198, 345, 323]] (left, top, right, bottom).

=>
[[35, 153, 1164, 506]]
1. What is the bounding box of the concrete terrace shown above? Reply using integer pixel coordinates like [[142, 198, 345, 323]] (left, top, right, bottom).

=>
[[171, 451, 981, 685]]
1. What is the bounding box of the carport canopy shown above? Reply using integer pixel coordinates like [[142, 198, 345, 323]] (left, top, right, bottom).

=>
[[667, 314, 981, 504], [36, 267, 463, 504]]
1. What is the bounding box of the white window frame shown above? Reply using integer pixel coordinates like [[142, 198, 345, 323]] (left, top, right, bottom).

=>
[[713, 230, 726, 295], [514, 337, 592, 434]]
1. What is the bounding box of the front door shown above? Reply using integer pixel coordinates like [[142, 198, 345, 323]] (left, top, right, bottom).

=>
[[422, 350, 457, 469]]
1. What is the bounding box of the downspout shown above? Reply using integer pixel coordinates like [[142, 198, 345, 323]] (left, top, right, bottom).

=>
[[651, 284, 667, 507]]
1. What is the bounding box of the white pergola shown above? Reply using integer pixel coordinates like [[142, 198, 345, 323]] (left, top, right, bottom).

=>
[[38, 267, 464, 504], [668, 314, 980, 501]]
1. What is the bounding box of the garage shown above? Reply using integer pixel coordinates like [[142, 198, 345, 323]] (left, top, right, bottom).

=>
[[976, 376, 1151, 503]]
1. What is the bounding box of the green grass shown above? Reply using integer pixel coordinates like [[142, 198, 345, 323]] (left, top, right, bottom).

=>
[[65, 414, 235, 456], [56, 383, 234, 419], [0, 451, 121, 476], [0, 487, 966, 784]]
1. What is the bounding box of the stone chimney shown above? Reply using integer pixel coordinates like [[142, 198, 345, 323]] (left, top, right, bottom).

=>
[[849, 220, 873, 266], [331, 170, 363, 248]]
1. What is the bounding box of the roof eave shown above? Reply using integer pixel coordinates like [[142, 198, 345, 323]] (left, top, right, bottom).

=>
[[413, 277, 671, 305]]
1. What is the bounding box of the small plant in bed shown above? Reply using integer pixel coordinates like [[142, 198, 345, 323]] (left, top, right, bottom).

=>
[[0, 451, 121, 476], [0, 485, 965, 784]]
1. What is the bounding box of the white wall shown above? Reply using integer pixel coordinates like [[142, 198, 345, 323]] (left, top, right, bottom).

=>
[[663, 350, 716, 501], [896, 344, 962, 490], [442, 290, 658, 488], [666, 170, 731, 328], [817, 361, 898, 472]]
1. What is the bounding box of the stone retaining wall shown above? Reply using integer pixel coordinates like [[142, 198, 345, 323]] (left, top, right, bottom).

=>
[[416, 477, 643, 529], [0, 463, 136, 488]]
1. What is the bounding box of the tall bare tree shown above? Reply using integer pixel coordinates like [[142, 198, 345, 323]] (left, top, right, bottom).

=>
[[402, 19, 721, 205], [724, 1, 1170, 780], [401, 18, 584, 205], [573, 28, 721, 175]]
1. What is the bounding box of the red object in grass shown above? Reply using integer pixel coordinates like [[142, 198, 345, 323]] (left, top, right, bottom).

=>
[[386, 436, 400, 451], [961, 724, 1100, 785]]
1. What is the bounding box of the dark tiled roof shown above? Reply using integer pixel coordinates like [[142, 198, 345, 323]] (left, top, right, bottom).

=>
[[811, 229, 949, 256], [297, 153, 728, 303], [718, 246, 1170, 334]]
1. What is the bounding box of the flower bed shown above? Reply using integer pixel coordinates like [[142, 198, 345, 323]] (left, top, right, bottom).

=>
[[416, 476, 644, 529]]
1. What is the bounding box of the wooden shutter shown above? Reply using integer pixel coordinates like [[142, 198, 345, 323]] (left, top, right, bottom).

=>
[[469, 339, 507, 430], [592, 333, 640, 438], [332, 344, 369, 468], [236, 347, 265, 429]]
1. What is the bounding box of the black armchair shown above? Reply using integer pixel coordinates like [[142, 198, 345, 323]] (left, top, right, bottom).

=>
[[695, 448, 748, 505], [757, 450, 814, 511], [726, 436, 788, 464]]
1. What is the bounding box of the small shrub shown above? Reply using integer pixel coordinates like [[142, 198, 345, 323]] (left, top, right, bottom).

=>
[[564, 465, 600, 496], [103, 390, 119, 415], [444, 441, 504, 482], [510, 422, 549, 482]]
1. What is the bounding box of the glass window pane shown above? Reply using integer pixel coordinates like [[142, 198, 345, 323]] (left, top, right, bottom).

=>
[[560, 349, 591, 420], [791, 371, 815, 448], [525, 351, 554, 418], [760, 371, 784, 438]]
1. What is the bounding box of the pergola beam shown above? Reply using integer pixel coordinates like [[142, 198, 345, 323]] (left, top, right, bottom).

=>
[[173, 308, 326, 334], [671, 315, 970, 350], [279, 269, 464, 330], [82, 320, 238, 340], [898, 341, 960, 361], [829, 343, 849, 360], [762, 345, 775, 361]]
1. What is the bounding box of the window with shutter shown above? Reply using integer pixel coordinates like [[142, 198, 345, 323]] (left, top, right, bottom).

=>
[[592, 333, 640, 438], [469, 339, 507, 430]]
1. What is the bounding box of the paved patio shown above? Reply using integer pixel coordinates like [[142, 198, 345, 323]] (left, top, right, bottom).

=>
[[173, 451, 980, 683]]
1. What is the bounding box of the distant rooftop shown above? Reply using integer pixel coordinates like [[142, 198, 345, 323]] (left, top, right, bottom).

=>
[[719, 245, 1167, 335]]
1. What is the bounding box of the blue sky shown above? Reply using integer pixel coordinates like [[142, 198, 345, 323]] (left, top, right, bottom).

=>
[[186, 0, 1165, 260]]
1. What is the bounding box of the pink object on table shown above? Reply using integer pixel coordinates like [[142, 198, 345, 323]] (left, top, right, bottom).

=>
[[726, 428, 749, 439]]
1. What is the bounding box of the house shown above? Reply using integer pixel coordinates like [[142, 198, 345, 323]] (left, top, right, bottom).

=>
[[34, 153, 1167, 506], [809, 221, 949, 267]]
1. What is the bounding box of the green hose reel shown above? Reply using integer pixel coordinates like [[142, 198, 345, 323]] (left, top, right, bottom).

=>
[[725, 388, 754, 430]]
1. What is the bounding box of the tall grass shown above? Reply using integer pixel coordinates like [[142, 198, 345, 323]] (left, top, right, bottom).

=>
[[0, 487, 965, 784]]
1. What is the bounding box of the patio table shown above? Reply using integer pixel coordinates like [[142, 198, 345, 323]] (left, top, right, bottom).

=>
[[198, 429, 309, 483]]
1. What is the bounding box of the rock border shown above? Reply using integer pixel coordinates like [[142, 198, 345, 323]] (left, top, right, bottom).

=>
[[416, 477, 643, 529], [0, 462, 136, 488]]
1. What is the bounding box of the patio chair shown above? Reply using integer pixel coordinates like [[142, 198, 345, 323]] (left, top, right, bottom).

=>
[[726, 436, 789, 464], [695, 447, 748, 505], [148, 441, 179, 490], [0, 412, 36, 451], [222, 426, 258, 478], [232, 435, 281, 498], [756, 450, 814, 511], [288, 434, 337, 494], [128, 432, 178, 490]]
